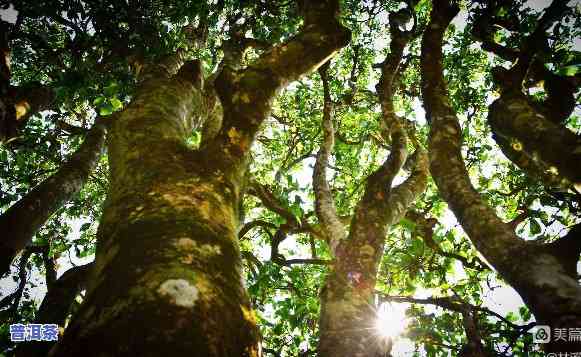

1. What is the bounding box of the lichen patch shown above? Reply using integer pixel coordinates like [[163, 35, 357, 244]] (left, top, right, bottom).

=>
[[157, 279, 199, 308], [175, 238, 196, 250]]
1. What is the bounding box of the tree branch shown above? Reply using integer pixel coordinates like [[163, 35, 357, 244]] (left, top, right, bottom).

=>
[[421, 0, 581, 335], [0, 119, 107, 276], [406, 210, 489, 272], [422, 0, 528, 272], [381, 294, 533, 331], [312, 63, 347, 254], [210, 0, 351, 164], [15, 262, 93, 357]]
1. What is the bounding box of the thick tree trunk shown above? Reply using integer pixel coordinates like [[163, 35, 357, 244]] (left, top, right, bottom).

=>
[[49, 60, 262, 356], [317, 163, 427, 357], [318, 269, 383, 357], [317, 143, 427, 357], [0, 121, 106, 276], [316, 14, 426, 354], [421, 0, 581, 353], [50, 1, 349, 354]]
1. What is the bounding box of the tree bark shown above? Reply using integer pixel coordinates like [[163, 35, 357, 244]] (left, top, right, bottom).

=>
[[421, 0, 581, 353], [488, 92, 581, 191], [458, 311, 490, 357], [0, 120, 107, 276], [316, 14, 428, 351], [49, 59, 263, 357], [317, 156, 428, 357], [50, 1, 349, 355]]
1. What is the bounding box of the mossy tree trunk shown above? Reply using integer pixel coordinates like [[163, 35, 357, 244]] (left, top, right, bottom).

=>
[[315, 13, 428, 354], [50, 1, 349, 355], [421, 0, 581, 353]]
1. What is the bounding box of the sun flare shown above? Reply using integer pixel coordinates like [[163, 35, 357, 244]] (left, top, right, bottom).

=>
[[375, 303, 408, 339]]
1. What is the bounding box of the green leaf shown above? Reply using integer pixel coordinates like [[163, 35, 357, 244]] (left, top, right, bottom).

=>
[[556, 64, 580, 76], [110, 97, 123, 110], [410, 237, 424, 255], [93, 96, 105, 106], [104, 82, 119, 97], [99, 103, 114, 116], [529, 219, 542, 235]]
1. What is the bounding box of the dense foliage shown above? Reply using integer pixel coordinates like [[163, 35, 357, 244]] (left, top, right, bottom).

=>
[[0, 0, 579, 356]]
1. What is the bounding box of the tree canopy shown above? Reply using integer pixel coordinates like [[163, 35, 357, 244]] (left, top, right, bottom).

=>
[[0, 0, 580, 356]]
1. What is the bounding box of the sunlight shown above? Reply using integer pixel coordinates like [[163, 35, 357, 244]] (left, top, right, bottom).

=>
[[375, 302, 408, 339]]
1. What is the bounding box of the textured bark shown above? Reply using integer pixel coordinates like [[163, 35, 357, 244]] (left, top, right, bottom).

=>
[[316, 9, 427, 354], [458, 311, 490, 357], [208, 1, 351, 170], [51, 1, 349, 355], [15, 263, 93, 357], [0, 20, 14, 143], [489, 92, 581, 191], [0, 121, 107, 276], [49, 58, 261, 357], [317, 151, 428, 357], [421, 0, 581, 353], [472, 0, 579, 191], [312, 63, 347, 254]]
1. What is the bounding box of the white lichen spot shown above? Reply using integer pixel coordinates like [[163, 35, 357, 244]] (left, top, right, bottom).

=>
[[547, 166, 559, 176], [176, 238, 196, 250], [174, 238, 222, 257], [157, 279, 198, 308]]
